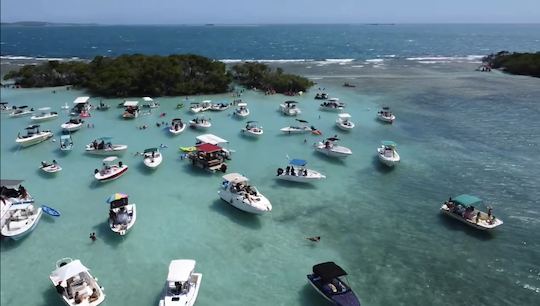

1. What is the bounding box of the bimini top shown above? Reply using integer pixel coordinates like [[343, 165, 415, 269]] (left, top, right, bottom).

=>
[[338, 113, 351, 119], [284, 100, 298, 104], [172, 118, 182, 122], [73, 96, 90, 104], [196, 143, 222, 153], [124, 101, 139, 107], [327, 137, 339, 141], [0, 179, 24, 188], [453, 194, 482, 206], [25, 125, 40, 129], [222, 173, 248, 183], [142, 97, 153, 102], [237, 102, 248, 107], [167, 259, 196, 283], [289, 159, 307, 167], [103, 156, 118, 163], [296, 119, 309, 123], [381, 140, 397, 147], [328, 98, 340, 102], [144, 148, 158, 153], [50, 260, 89, 283], [313, 262, 347, 281], [196, 134, 228, 145]]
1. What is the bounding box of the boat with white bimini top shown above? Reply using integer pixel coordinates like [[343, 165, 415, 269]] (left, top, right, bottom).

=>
[[15, 125, 53, 147], [49, 258, 105, 306], [190, 101, 211, 113], [234, 102, 250, 118], [71, 96, 91, 116], [60, 133, 74, 152], [336, 113, 355, 131], [94, 157, 128, 182], [158, 259, 202, 306], [314, 137, 352, 158], [281, 119, 321, 135], [61, 117, 84, 132], [440, 195, 503, 231], [320, 98, 345, 112], [31, 107, 58, 122], [377, 106, 395, 123], [143, 148, 162, 168], [307, 262, 361, 306], [241, 121, 263, 137], [218, 173, 272, 214], [142, 97, 159, 108], [189, 116, 211, 130], [0, 179, 42, 240], [123, 101, 140, 119], [169, 118, 186, 135], [86, 137, 128, 155], [279, 100, 301, 116], [377, 141, 400, 167], [40, 160, 62, 174], [106, 193, 136, 235], [277, 158, 326, 183], [9, 105, 33, 118], [195, 134, 232, 159], [210, 101, 230, 111]]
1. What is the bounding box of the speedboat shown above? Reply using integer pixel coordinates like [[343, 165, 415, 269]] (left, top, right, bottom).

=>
[[158, 259, 202, 306], [1, 202, 42, 240], [440, 195, 503, 231], [143, 148, 162, 168], [169, 118, 186, 135], [9, 105, 33, 118], [218, 173, 272, 214], [210, 102, 230, 111], [15, 125, 53, 147], [281, 119, 320, 134], [142, 97, 159, 108], [276, 158, 326, 183], [377, 106, 395, 123], [61, 118, 84, 132], [336, 113, 355, 131], [320, 98, 345, 112], [0, 102, 14, 113], [190, 101, 211, 113], [279, 100, 301, 116], [95, 101, 110, 111], [106, 193, 136, 235], [71, 96, 91, 116], [122, 101, 139, 119], [86, 137, 128, 155], [307, 262, 361, 306], [189, 116, 211, 130], [94, 157, 128, 182], [314, 92, 329, 100], [241, 121, 263, 137], [314, 137, 352, 158], [343, 82, 356, 88], [234, 103, 250, 118], [49, 258, 105, 306], [60, 133, 74, 152], [40, 160, 62, 174], [31, 107, 58, 122], [188, 143, 228, 173], [377, 141, 400, 167]]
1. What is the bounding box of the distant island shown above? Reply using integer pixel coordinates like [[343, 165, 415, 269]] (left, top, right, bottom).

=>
[[1, 21, 99, 26], [3, 54, 314, 97], [483, 51, 540, 78]]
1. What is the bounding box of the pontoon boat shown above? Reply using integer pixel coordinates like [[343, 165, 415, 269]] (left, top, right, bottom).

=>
[[71, 96, 91, 116], [188, 143, 228, 173]]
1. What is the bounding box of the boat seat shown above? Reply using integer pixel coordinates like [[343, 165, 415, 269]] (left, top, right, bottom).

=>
[[8, 219, 27, 230]]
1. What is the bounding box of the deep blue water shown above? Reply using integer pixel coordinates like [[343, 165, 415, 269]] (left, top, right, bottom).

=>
[[1, 24, 540, 60]]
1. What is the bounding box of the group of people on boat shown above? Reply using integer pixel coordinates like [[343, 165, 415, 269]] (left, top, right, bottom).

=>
[[0, 184, 27, 201], [41, 160, 58, 168], [444, 198, 496, 225], [90, 140, 112, 150], [277, 166, 308, 177], [227, 181, 259, 203], [109, 207, 131, 226], [191, 117, 209, 124], [55, 279, 100, 304]]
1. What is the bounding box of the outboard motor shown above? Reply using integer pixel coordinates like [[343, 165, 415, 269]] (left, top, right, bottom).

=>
[[94, 169, 99, 174]]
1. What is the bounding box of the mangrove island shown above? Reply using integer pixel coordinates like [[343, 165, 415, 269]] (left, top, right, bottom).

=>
[[483, 51, 540, 78]]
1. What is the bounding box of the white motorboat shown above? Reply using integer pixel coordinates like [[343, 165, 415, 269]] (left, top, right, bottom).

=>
[[440, 195, 504, 231], [106, 193, 136, 235], [314, 137, 352, 158], [1, 102, 14, 113], [218, 173, 272, 214], [9, 105, 33, 118], [86, 137, 128, 155], [142, 97, 159, 108], [49, 258, 105, 306], [31, 107, 58, 122], [1, 202, 42, 240], [1, 180, 33, 233], [122, 101, 139, 119], [276, 158, 326, 183], [169, 118, 186, 135], [336, 113, 355, 131], [60, 134, 74, 151], [241, 121, 263, 137], [377, 141, 400, 167], [61, 118, 84, 132], [195, 134, 232, 159], [190, 101, 211, 113], [143, 148, 162, 168], [234, 103, 250, 118], [15, 125, 53, 147], [210, 102, 230, 111], [94, 157, 128, 182], [377, 106, 395, 123], [158, 259, 202, 306], [40, 160, 62, 174], [320, 98, 345, 112], [71, 96, 91, 116], [279, 100, 301, 116], [281, 119, 321, 135], [189, 116, 211, 130]]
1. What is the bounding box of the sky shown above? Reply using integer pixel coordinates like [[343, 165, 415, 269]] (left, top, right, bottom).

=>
[[1, 0, 540, 24]]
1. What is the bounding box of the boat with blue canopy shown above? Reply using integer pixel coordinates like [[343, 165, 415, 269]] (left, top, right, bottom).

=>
[[276, 158, 326, 183], [440, 194, 503, 230]]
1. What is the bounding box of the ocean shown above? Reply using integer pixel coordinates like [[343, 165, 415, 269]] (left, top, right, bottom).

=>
[[1, 24, 540, 306]]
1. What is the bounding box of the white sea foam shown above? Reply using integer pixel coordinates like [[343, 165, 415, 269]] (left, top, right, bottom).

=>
[[406, 55, 484, 64], [324, 58, 355, 63], [365, 59, 384, 63]]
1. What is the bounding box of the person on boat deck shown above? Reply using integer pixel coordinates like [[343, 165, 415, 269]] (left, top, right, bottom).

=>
[[290, 167, 296, 176], [475, 212, 481, 224], [285, 166, 290, 175], [74, 292, 82, 304], [89, 288, 99, 303], [325, 141, 331, 148], [303, 169, 308, 176], [55, 281, 65, 295]]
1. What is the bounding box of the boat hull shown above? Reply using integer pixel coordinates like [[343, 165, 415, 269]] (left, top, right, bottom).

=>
[[377, 114, 395, 123], [277, 170, 326, 183], [1, 207, 42, 240], [41, 164, 62, 173], [143, 154, 163, 168], [440, 205, 503, 230], [95, 165, 128, 182], [218, 191, 272, 214], [314, 143, 352, 158], [61, 123, 83, 132], [241, 128, 263, 137], [86, 145, 128, 155], [336, 121, 355, 131], [280, 127, 310, 134], [16, 132, 53, 147], [31, 114, 58, 122], [169, 125, 186, 135]]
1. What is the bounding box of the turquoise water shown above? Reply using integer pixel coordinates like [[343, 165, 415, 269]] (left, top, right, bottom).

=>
[[1, 61, 540, 306]]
